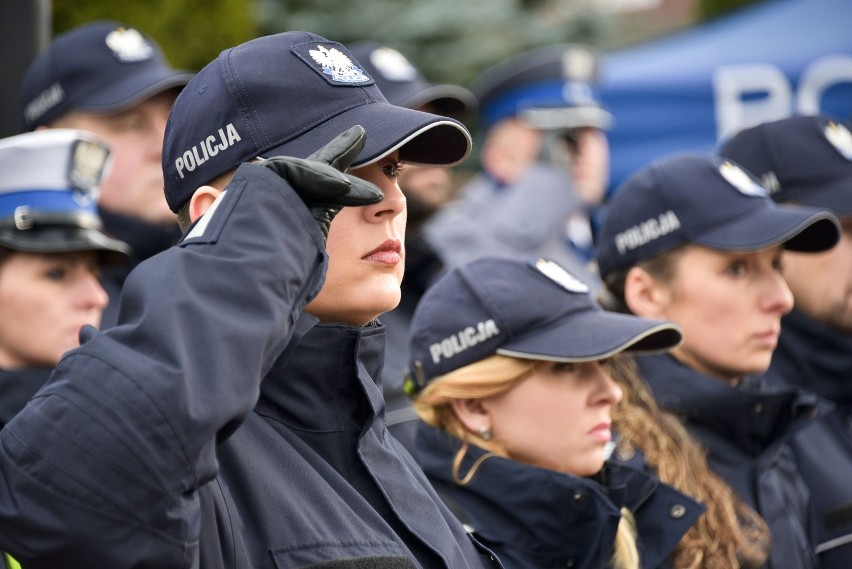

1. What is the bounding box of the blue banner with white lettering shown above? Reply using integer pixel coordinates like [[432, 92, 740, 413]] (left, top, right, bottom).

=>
[[601, 0, 852, 195]]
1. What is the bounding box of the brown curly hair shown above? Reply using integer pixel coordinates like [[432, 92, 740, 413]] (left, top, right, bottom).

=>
[[602, 249, 770, 568]]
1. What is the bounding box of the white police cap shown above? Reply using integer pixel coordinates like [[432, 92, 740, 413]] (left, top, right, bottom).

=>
[[0, 129, 130, 263]]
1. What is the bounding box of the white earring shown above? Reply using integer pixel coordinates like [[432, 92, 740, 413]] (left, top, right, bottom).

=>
[[478, 425, 492, 441]]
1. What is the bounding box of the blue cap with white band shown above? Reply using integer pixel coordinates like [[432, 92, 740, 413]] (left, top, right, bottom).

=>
[[472, 43, 613, 131]]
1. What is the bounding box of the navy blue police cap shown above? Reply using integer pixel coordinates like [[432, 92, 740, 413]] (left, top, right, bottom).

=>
[[347, 41, 477, 116], [595, 153, 841, 279], [162, 31, 473, 212], [473, 43, 613, 132], [21, 21, 193, 131], [404, 256, 683, 395], [0, 129, 130, 264], [719, 115, 852, 217]]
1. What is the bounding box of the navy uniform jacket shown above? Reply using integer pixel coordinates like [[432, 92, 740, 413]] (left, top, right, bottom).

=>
[[423, 164, 602, 293], [637, 354, 820, 569], [767, 309, 852, 568], [0, 164, 493, 568], [0, 368, 50, 430], [380, 233, 445, 453], [415, 423, 703, 569]]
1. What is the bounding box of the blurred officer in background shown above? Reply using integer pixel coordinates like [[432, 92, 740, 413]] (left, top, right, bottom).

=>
[[347, 40, 477, 451], [20, 21, 192, 327], [596, 153, 841, 569], [0, 129, 128, 429], [424, 43, 612, 290], [720, 115, 852, 568]]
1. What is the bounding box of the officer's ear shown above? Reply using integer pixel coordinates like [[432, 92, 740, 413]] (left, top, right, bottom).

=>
[[188, 186, 222, 223], [188, 167, 240, 223], [451, 398, 491, 438], [624, 265, 671, 319]]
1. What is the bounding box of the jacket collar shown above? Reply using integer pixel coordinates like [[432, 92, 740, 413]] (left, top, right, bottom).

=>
[[416, 423, 622, 567], [637, 353, 811, 454], [770, 309, 852, 404], [258, 313, 387, 430]]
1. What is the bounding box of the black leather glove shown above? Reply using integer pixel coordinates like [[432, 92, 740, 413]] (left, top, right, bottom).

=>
[[259, 125, 383, 240]]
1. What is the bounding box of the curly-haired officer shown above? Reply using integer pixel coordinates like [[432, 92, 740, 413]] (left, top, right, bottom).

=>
[[596, 153, 841, 569]]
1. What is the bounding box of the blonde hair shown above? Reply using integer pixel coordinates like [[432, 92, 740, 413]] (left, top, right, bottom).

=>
[[609, 355, 770, 568], [413, 355, 640, 569]]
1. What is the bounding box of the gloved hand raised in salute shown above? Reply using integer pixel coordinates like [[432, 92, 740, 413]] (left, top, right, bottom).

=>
[[259, 125, 383, 240]]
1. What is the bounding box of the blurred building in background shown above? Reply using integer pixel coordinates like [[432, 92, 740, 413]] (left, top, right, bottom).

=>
[[601, 0, 852, 193]]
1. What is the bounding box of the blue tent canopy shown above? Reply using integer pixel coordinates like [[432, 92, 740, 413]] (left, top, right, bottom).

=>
[[601, 0, 852, 193]]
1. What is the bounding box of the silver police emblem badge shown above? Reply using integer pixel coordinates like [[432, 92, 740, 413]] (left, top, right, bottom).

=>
[[309, 45, 370, 83], [105, 27, 154, 62], [533, 258, 589, 293], [719, 161, 767, 197], [370, 46, 418, 82], [824, 121, 852, 161], [561, 46, 597, 82], [69, 140, 109, 204]]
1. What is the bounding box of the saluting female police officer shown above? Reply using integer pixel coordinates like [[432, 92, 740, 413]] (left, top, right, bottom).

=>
[[0, 32, 502, 569]]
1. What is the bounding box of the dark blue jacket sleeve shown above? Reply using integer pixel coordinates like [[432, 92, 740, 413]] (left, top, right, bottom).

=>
[[0, 163, 327, 568]]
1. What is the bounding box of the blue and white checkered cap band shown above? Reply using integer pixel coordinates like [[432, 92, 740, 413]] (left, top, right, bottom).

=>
[[480, 79, 612, 131], [0, 128, 110, 236], [0, 189, 98, 219]]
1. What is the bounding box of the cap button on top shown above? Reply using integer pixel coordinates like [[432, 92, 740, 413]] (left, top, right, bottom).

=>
[[572, 491, 584, 503], [670, 504, 686, 519]]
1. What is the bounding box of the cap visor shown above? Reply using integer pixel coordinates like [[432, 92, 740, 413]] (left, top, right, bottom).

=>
[[496, 310, 682, 363], [261, 101, 472, 168], [697, 204, 840, 253], [74, 66, 193, 114], [0, 226, 130, 266]]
